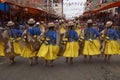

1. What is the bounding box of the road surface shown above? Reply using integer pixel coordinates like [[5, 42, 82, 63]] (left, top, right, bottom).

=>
[[0, 39, 120, 80]]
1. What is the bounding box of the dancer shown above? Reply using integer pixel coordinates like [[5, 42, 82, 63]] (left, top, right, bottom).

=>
[[21, 18, 41, 65], [63, 21, 79, 64], [103, 21, 119, 62], [83, 19, 100, 62], [37, 22, 59, 67]]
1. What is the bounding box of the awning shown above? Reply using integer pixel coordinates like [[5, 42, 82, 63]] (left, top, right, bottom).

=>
[[93, 1, 120, 13], [23, 6, 43, 14], [5, 2, 46, 14], [6, 2, 50, 15], [0, 1, 60, 19], [83, 11, 92, 16], [83, 1, 120, 15]]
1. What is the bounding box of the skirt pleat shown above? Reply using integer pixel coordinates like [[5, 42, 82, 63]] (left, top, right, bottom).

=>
[[63, 42, 79, 58], [21, 44, 36, 58], [83, 40, 101, 56], [104, 40, 120, 55], [13, 41, 22, 55], [37, 44, 59, 60]]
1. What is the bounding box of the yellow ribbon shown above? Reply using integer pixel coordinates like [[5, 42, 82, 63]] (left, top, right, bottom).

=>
[[34, 35, 37, 38]]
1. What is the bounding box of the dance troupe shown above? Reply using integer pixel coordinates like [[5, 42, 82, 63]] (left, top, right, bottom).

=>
[[0, 18, 120, 66]]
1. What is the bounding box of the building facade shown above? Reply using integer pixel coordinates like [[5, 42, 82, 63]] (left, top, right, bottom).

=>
[[52, 0, 63, 17], [85, 0, 120, 12], [5, 0, 63, 17], [6, 0, 47, 9]]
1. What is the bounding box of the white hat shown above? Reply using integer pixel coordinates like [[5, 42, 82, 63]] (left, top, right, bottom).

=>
[[41, 21, 44, 24], [68, 21, 74, 27], [59, 20, 62, 23], [106, 21, 113, 27], [28, 18, 35, 24], [47, 22, 55, 27], [7, 21, 14, 27], [61, 19, 64, 22], [36, 22, 40, 25], [87, 19, 93, 23], [55, 20, 58, 22]]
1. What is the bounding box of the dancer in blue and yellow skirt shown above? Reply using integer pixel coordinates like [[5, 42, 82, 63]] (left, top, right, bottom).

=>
[[4, 21, 21, 64], [37, 22, 59, 66], [83, 19, 100, 62], [21, 18, 41, 65], [63, 21, 79, 64], [103, 21, 120, 62], [8, 27, 22, 55], [6, 21, 23, 56]]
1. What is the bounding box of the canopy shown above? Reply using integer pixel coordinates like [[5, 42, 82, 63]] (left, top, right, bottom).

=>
[[93, 1, 120, 13], [83, 1, 120, 15], [5, 2, 47, 14], [4, 1, 59, 18]]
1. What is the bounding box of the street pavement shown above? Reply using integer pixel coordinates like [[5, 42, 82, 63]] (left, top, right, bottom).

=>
[[1, 56, 120, 80], [0, 40, 120, 80]]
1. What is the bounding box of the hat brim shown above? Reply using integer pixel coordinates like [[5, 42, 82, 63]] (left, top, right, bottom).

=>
[[106, 23, 112, 27], [28, 21, 35, 24], [87, 22, 92, 24], [28, 19, 35, 24], [7, 23, 14, 27], [68, 23, 75, 27], [47, 24, 55, 27]]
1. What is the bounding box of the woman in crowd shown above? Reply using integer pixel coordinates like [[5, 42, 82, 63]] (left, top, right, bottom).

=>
[[3, 21, 22, 64], [8, 21, 22, 56], [37, 22, 59, 67], [103, 21, 120, 62], [21, 18, 41, 65], [63, 21, 79, 64], [83, 19, 101, 62]]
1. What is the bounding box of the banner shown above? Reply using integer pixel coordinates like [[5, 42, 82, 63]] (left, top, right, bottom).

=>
[[63, 2, 85, 7], [0, 2, 10, 13]]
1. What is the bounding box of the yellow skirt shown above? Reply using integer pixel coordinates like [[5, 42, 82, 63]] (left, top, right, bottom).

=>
[[37, 44, 59, 60], [63, 42, 79, 58], [21, 44, 36, 58], [0, 41, 5, 56], [83, 40, 101, 56], [104, 40, 120, 55], [13, 41, 22, 55]]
